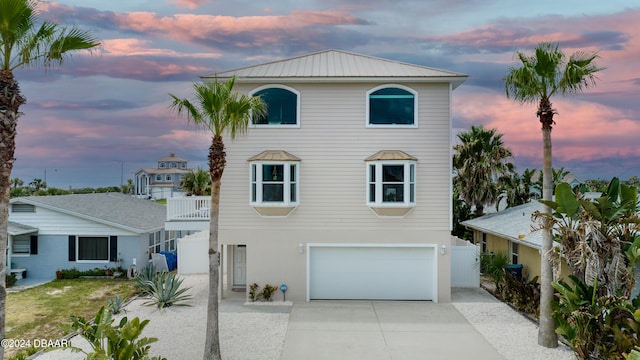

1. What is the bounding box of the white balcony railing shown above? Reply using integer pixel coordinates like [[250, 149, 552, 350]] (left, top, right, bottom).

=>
[[166, 196, 211, 221]]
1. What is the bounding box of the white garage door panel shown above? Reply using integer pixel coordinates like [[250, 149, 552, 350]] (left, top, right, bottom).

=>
[[309, 246, 434, 300]]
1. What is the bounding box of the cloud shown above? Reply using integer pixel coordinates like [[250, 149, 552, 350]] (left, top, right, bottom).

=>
[[453, 88, 640, 176], [167, 0, 208, 10]]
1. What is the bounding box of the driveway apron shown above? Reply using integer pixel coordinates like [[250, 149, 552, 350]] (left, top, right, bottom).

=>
[[280, 301, 505, 360]]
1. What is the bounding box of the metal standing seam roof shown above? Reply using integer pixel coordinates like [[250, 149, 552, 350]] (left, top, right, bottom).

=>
[[247, 150, 302, 161], [204, 49, 467, 88], [365, 150, 418, 161], [10, 193, 166, 233]]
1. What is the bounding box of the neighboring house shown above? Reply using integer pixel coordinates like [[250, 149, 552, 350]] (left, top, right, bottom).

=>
[[8, 193, 182, 279], [134, 153, 193, 200], [168, 49, 467, 302], [461, 200, 571, 281]]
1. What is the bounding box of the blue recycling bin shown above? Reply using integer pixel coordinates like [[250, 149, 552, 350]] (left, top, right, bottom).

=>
[[160, 251, 177, 271], [504, 264, 523, 280]]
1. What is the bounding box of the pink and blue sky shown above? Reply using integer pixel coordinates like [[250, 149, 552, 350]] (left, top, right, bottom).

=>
[[11, 0, 640, 188]]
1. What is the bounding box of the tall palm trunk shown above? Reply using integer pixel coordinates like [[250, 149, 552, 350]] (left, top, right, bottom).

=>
[[203, 135, 225, 360], [1, 70, 26, 355], [538, 97, 558, 347]]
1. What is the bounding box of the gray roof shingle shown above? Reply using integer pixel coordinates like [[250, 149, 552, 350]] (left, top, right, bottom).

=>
[[8, 221, 38, 236], [461, 201, 545, 249], [11, 193, 166, 233]]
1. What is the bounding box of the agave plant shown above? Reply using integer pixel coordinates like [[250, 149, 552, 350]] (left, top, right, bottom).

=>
[[108, 295, 126, 315], [133, 264, 163, 295], [142, 272, 192, 309]]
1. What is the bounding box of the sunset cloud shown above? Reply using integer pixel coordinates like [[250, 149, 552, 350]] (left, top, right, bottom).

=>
[[11, 1, 639, 188]]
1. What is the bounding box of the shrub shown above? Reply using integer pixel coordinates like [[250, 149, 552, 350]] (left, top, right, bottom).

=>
[[248, 283, 260, 302], [6, 273, 17, 287], [259, 284, 279, 302], [552, 275, 640, 359], [65, 306, 166, 360], [481, 251, 509, 292], [62, 268, 81, 279], [249, 283, 280, 302], [501, 273, 540, 315]]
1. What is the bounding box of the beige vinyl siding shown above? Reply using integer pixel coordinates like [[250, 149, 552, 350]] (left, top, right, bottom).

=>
[[220, 82, 451, 231]]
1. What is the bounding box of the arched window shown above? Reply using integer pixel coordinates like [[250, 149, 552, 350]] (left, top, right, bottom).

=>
[[251, 86, 299, 126], [367, 85, 417, 126]]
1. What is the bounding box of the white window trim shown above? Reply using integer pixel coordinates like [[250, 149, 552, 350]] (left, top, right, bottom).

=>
[[250, 161, 299, 207], [149, 231, 162, 256], [76, 236, 110, 263], [11, 237, 31, 257], [510, 241, 519, 264], [249, 84, 301, 128], [366, 84, 419, 128], [366, 161, 416, 207]]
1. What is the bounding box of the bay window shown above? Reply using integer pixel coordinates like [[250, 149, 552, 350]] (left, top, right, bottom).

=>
[[365, 150, 417, 216]]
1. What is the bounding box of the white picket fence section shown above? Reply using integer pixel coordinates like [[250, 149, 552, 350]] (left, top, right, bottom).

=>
[[451, 237, 480, 287]]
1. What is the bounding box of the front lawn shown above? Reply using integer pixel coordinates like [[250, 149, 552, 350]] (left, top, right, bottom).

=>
[[5, 278, 136, 358]]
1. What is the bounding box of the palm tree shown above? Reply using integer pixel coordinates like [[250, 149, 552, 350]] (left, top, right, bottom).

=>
[[496, 172, 525, 209], [504, 42, 603, 348], [122, 178, 135, 194], [29, 178, 46, 193], [170, 77, 266, 360], [453, 125, 514, 216], [10, 178, 23, 189], [521, 168, 536, 202], [0, 1, 99, 356], [180, 168, 211, 196], [534, 167, 570, 195]]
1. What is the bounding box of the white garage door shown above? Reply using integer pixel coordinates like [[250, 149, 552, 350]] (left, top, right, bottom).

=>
[[308, 245, 435, 300]]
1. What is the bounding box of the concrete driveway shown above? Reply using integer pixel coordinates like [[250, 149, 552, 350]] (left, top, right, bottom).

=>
[[280, 300, 505, 360]]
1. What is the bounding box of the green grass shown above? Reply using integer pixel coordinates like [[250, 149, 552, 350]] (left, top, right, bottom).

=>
[[5, 278, 136, 358]]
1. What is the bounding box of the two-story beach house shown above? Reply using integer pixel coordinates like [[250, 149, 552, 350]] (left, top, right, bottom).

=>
[[168, 50, 467, 302], [134, 153, 193, 200]]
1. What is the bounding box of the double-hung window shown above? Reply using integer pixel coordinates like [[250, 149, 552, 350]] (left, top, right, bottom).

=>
[[248, 151, 301, 216], [365, 150, 417, 216], [251, 163, 298, 205], [368, 162, 415, 206], [250, 85, 300, 127], [367, 85, 417, 127]]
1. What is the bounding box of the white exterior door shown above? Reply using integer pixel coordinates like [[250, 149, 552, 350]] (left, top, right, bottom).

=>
[[308, 245, 436, 300], [233, 245, 246, 287]]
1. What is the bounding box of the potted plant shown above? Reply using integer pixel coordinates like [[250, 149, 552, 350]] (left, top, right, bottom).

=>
[[104, 266, 113, 276], [56, 269, 64, 280]]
